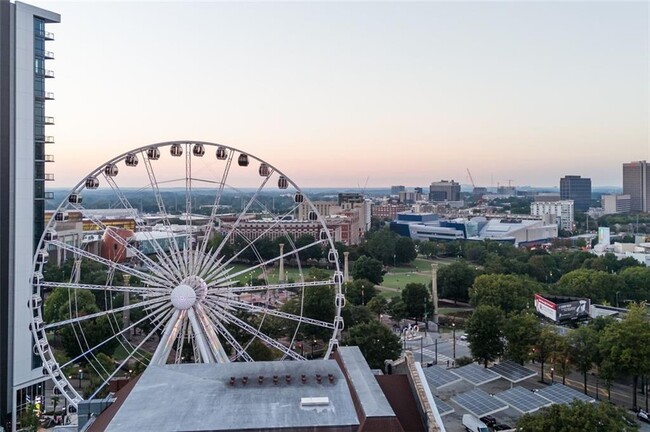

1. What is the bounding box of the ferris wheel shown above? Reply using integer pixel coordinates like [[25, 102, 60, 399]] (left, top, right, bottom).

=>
[[30, 141, 345, 407]]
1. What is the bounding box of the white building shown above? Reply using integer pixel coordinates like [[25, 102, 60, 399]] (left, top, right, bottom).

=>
[[0, 2, 60, 428], [530, 200, 574, 231], [601, 194, 631, 215]]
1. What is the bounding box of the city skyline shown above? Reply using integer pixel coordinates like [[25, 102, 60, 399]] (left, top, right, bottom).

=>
[[32, 0, 649, 188]]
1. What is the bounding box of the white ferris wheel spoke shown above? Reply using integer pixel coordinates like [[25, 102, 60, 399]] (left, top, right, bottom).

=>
[[39, 281, 168, 296], [68, 203, 180, 284], [210, 296, 335, 329], [47, 240, 171, 288], [213, 279, 335, 294], [198, 190, 301, 282], [211, 239, 326, 286], [59, 302, 172, 370], [88, 308, 173, 401], [197, 150, 234, 268], [194, 304, 230, 363], [140, 151, 187, 278], [207, 301, 305, 361], [102, 168, 187, 282], [206, 172, 273, 268], [43, 297, 168, 331]]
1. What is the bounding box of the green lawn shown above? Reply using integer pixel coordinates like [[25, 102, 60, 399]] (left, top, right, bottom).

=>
[[380, 272, 432, 290], [223, 263, 333, 286]]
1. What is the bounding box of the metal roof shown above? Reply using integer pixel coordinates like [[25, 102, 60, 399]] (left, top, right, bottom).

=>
[[336, 346, 396, 418], [106, 361, 360, 431]]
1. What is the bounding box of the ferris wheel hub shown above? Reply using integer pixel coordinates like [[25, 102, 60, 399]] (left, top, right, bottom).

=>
[[171, 284, 197, 310]]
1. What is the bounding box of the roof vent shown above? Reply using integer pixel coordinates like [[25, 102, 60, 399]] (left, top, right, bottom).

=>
[[316, 374, 322, 384], [242, 376, 248, 386], [229, 377, 235, 386], [301, 397, 330, 407], [258, 375, 264, 385], [273, 375, 279, 385], [301, 374, 307, 384], [328, 374, 335, 383], [286, 374, 292, 384]]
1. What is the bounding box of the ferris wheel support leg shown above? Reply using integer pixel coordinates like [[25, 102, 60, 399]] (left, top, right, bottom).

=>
[[151, 310, 183, 365], [187, 308, 215, 363], [195, 304, 229, 363]]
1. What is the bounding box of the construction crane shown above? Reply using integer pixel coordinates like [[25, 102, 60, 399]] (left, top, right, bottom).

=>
[[466, 168, 484, 208]]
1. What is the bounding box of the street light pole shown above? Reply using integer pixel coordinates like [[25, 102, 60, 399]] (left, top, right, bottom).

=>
[[551, 367, 555, 383], [452, 323, 456, 361]]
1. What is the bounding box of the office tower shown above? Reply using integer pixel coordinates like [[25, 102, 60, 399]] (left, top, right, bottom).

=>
[[429, 180, 460, 202], [602, 194, 631, 215], [0, 1, 59, 428], [623, 161, 649, 212], [560, 175, 592, 212]]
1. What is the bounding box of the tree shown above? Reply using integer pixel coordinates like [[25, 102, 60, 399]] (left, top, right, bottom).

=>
[[466, 305, 505, 367], [394, 237, 417, 264], [344, 321, 401, 370], [532, 327, 562, 384], [437, 261, 477, 304], [387, 296, 407, 322], [620, 266, 650, 302], [342, 304, 375, 327], [502, 311, 540, 365], [568, 325, 598, 394], [361, 228, 397, 265], [599, 303, 650, 409], [516, 400, 638, 432], [367, 296, 388, 319], [469, 274, 536, 314], [344, 279, 377, 306], [418, 241, 439, 259], [401, 283, 432, 323], [351, 256, 384, 285], [553, 269, 623, 304]]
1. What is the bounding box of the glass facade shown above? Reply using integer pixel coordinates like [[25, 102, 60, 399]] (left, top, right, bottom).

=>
[[33, 18, 46, 250]]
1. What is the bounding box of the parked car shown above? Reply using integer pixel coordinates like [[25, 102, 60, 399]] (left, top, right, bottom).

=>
[[493, 424, 515, 431], [479, 415, 497, 427], [460, 333, 468, 341], [637, 409, 650, 423]]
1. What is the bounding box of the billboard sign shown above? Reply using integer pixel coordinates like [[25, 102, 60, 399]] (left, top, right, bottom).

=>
[[534, 294, 557, 322], [556, 299, 590, 321]]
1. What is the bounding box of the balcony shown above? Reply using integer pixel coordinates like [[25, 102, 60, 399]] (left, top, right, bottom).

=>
[[35, 68, 54, 78], [35, 30, 54, 41], [35, 49, 54, 60], [35, 136, 55, 144], [44, 155, 54, 162], [44, 173, 54, 181], [35, 91, 54, 101], [37, 116, 55, 126]]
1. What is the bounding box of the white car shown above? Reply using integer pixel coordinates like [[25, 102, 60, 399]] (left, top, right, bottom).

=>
[[460, 333, 468, 341]]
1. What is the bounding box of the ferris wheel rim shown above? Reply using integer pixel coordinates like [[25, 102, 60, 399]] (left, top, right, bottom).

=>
[[30, 140, 345, 408]]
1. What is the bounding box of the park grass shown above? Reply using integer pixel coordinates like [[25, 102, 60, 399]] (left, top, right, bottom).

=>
[[226, 263, 333, 286], [381, 272, 432, 289]]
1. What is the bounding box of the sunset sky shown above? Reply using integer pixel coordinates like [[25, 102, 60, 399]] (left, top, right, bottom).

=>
[[32, 0, 649, 189]]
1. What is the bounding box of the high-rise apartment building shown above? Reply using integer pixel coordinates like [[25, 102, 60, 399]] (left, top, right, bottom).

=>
[[1, 1, 59, 428], [530, 200, 575, 231], [560, 175, 591, 212], [623, 161, 649, 212], [429, 180, 460, 202]]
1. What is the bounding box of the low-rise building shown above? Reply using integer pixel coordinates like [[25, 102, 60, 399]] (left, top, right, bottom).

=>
[[601, 194, 631, 215]]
